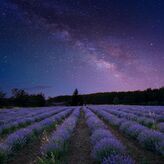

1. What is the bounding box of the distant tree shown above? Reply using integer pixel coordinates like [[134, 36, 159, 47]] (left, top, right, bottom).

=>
[[113, 96, 120, 104], [0, 91, 6, 107], [28, 93, 46, 107], [74, 88, 78, 96], [11, 88, 29, 106], [11, 89, 46, 107], [35, 93, 46, 106], [71, 88, 79, 106], [12, 88, 28, 98], [0, 91, 5, 98]]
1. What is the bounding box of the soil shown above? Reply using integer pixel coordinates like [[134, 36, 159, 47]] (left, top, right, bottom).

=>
[[67, 109, 95, 164]]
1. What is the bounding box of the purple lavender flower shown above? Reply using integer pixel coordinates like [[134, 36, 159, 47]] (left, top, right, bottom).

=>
[[92, 138, 126, 161], [86, 116, 106, 132], [110, 117, 125, 127], [119, 121, 133, 134], [0, 108, 72, 159], [42, 139, 65, 156], [5, 128, 32, 151], [137, 117, 155, 128], [0, 107, 68, 135], [126, 124, 147, 139], [91, 129, 113, 145], [41, 108, 80, 159], [157, 122, 164, 133], [102, 154, 135, 164], [137, 129, 164, 154]]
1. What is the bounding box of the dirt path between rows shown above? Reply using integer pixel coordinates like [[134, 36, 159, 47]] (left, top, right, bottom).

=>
[[67, 109, 94, 164], [92, 110, 164, 164]]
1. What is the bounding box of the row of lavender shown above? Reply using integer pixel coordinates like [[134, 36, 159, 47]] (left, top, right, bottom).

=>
[[84, 107, 135, 164], [104, 108, 163, 132], [0, 108, 73, 163], [90, 106, 164, 156], [117, 106, 164, 132], [38, 108, 80, 163], [0, 107, 67, 136], [90, 105, 164, 132], [119, 107, 164, 122], [0, 107, 61, 125], [90, 105, 164, 121], [105, 106, 164, 132], [123, 105, 164, 116], [0, 107, 47, 125]]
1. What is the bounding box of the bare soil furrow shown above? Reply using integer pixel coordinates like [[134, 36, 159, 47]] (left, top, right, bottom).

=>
[[67, 109, 94, 164]]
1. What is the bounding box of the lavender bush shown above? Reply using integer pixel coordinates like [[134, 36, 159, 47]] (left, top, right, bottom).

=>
[[157, 122, 164, 133], [0, 107, 66, 135], [104, 108, 156, 129], [125, 124, 147, 139], [137, 129, 164, 154], [92, 138, 126, 161], [90, 107, 164, 155], [0, 109, 72, 163], [40, 108, 80, 162], [91, 129, 113, 145], [83, 108, 134, 163], [102, 154, 135, 164]]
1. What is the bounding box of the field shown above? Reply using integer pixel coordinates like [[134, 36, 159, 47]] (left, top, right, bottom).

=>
[[0, 105, 163, 164]]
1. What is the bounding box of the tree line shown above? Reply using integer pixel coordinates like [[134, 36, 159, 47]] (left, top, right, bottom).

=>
[[48, 87, 164, 106], [1, 87, 164, 108], [0, 89, 46, 108]]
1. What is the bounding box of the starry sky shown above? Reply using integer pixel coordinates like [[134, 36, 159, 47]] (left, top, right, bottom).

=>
[[0, 0, 164, 97]]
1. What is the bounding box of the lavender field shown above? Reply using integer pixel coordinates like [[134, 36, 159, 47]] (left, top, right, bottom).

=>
[[0, 105, 164, 164]]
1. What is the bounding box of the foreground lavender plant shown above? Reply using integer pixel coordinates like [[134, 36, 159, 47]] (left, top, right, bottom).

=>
[[102, 154, 135, 164], [92, 138, 126, 161], [157, 122, 164, 133], [104, 108, 156, 129], [91, 129, 113, 145], [83, 108, 134, 163], [90, 107, 164, 155], [138, 129, 164, 154], [40, 108, 80, 162], [0, 109, 72, 163], [0, 107, 66, 135]]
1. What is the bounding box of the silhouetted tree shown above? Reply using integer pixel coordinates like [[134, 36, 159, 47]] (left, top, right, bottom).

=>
[[0, 91, 6, 107], [1, 87, 164, 108], [49, 87, 164, 106], [113, 96, 120, 104], [71, 88, 79, 106], [10, 89, 46, 107], [0, 91, 5, 98], [28, 93, 46, 107], [11, 88, 28, 106]]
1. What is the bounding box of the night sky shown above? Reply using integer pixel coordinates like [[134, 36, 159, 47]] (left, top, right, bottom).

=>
[[0, 0, 164, 97]]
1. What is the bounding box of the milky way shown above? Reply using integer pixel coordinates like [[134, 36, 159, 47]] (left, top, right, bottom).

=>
[[0, 0, 164, 96]]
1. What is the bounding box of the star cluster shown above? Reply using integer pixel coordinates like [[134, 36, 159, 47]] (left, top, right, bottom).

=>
[[0, 0, 164, 96]]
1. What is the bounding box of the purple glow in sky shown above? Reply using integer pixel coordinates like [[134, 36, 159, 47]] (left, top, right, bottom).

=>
[[0, 0, 164, 96]]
